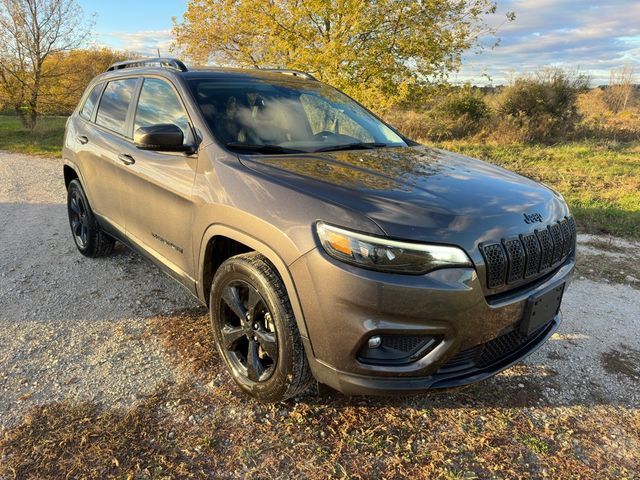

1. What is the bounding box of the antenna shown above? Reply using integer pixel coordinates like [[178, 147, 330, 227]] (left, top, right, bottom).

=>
[[157, 48, 161, 58]]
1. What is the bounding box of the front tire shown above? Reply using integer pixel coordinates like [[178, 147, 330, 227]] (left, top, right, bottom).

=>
[[210, 252, 313, 402], [67, 179, 115, 257]]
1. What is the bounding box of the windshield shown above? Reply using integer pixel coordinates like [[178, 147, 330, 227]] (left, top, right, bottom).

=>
[[187, 76, 407, 154]]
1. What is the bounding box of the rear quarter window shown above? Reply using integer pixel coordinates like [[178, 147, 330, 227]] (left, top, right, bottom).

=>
[[95, 78, 138, 136], [79, 83, 103, 120]]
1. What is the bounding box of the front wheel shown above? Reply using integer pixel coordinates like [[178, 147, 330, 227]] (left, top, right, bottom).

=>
[[210, 252, 313, 402]]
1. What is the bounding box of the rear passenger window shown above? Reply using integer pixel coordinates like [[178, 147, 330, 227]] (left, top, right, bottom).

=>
[[134, 78, 192, 144], [79, 83, 103, 120], [95, 78, 138, 136]]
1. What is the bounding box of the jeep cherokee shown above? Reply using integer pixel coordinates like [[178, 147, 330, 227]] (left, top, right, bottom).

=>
[[62, 58, 576, 401]]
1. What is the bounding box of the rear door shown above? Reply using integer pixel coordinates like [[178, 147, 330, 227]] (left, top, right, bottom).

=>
[[77, 77, 140, 233], [118, 76, 198, 283]]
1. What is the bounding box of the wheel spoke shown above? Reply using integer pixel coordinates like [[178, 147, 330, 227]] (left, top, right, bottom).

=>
[[221, 286, 246, 320], [246, 339, 264, 381], [246, 287, 261, 317], [71, 219, 81, 236], [77, 197, 86, 216], [70, 197, 81, 215], [80, 224, 88, 244], [221, 324, 244, 349], [255, 330, 278, 360]]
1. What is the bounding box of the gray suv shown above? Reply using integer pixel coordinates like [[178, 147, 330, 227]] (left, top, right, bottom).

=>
[[63, 58, 575, 401]]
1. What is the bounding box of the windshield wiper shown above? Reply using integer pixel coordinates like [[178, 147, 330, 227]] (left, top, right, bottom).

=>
[[225, 142, 305, 154], [313, 142, 388, 153]]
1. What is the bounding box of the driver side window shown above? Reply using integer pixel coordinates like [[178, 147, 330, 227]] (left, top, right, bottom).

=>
[[300, 94, 374, 142], [134, 78, 193, 144]]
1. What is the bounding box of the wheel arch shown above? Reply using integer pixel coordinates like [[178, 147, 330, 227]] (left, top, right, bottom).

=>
[[63, 164, 79, 189], [198, 225, 311, 341]]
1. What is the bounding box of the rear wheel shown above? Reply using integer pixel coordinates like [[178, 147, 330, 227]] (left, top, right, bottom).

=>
[[210, 252, 313, 402], [67, 179, 115, 257]]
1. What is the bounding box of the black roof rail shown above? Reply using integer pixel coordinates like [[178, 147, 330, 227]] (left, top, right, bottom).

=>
[[260, 68, 317, 81], [106, 58, 188, 73]]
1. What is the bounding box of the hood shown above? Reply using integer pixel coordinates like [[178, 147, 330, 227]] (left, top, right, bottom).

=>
[[240, 146, 569, 252]]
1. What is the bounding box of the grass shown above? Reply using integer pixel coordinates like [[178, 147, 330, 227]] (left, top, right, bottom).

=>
[[1, 310, 639, 479], [435, 140, 640, 239], [0, 115, 65, 156]]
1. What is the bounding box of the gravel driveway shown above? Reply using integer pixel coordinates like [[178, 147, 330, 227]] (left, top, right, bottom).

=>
[[1, 150, 639, 430]]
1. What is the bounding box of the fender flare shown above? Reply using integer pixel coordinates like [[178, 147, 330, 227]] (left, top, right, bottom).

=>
[[197, 224, 311, 341]]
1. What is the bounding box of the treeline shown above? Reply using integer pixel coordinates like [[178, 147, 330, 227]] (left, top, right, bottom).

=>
[[385, 67, 640, 143], [0, 48, 130, 117]]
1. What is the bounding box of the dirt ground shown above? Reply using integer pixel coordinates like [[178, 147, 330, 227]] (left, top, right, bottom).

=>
[[1, 150, 639, 478]]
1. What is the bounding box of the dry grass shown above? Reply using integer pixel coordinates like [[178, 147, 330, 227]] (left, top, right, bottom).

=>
[[2, 311, 639, 479]]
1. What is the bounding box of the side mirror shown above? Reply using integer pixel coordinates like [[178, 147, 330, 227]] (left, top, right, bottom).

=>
[[134, 124, 193, 152]]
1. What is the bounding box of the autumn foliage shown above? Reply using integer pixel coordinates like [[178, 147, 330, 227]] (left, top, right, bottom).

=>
[[172, 0, 512, 112]]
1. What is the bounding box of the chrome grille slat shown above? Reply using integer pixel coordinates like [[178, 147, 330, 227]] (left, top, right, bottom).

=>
[[481, 216, 575, 290]]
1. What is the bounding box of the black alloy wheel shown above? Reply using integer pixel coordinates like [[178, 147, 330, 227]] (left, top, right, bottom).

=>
[[68, 187, 90, 249], [210, 252, 313, 402], [219, 279, 278, 382], [66, 179, 115, 257]]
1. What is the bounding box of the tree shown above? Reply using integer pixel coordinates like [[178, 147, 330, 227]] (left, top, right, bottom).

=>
[[172, 0, 513, 112], [39, 48, 131, 115], [0, 0, 91, 129], [605, 65, 636, 113]]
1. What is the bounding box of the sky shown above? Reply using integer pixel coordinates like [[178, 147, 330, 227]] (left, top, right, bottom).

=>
[[84, 0, 640, 86]]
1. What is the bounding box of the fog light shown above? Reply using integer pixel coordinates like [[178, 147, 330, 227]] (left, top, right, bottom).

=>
[[358, 334, 442, 366], [368, 336, 382, 349]]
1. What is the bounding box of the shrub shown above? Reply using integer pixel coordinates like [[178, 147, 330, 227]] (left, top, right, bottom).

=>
[[495, 69, 589, 142], [385, 86, 490, 141]]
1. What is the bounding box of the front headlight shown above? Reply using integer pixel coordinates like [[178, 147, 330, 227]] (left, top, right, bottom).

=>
[[316, 222, 472, 274]]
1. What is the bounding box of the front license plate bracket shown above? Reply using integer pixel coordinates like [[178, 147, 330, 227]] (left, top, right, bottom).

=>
[[519, 283, 565, 336]]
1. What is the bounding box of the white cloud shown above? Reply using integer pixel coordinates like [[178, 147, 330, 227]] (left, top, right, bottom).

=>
[[457, 0, 640, 85], [94, 30, 173, 56]]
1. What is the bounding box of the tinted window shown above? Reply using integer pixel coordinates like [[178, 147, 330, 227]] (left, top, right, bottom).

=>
[[188, 78, 405, 153], [95, 78, 138, 136], [134, 78, 192, 144], [79, 83, 103, 120]]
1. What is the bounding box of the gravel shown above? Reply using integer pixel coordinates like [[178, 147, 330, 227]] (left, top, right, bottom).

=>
[[1, 150, 639, 428]]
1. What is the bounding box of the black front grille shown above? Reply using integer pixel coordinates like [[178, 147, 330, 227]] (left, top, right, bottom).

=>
[[504, 238, 526, 283], [536, 228, 554, 270], [521, 233, 541, 278], [481, 243, 508, 288], [439, 319, 554, 374], [381, 335, 426, 353], [549, 223, 564, 264], [480, 216, 575, 290], [478, 328, 532, 367]]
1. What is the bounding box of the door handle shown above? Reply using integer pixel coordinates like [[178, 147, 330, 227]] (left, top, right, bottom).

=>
[[76, 135, 88, 144], [117, 153, 135, 166]]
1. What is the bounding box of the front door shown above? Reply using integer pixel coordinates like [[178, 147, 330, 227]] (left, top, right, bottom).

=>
[[118, 77, 198, 283]]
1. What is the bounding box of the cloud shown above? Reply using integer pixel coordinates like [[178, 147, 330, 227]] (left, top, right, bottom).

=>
[[456, 0, 640, 85], [94, 30, 173, 57]]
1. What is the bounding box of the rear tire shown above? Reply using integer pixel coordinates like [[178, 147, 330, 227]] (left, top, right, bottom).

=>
[[67, 179, 115, 257], [210, 252, 313, 402]]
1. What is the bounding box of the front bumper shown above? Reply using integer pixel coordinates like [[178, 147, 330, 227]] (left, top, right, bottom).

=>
[[290, 247, 574, 395]]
